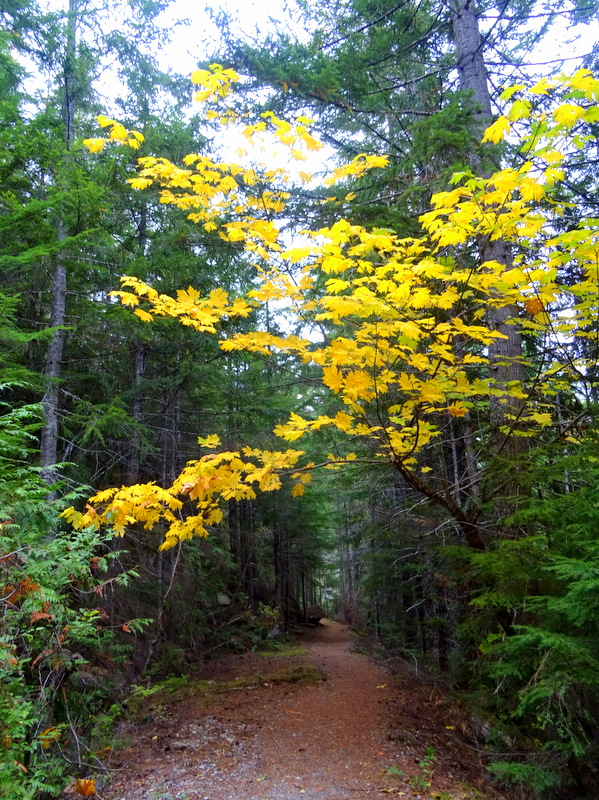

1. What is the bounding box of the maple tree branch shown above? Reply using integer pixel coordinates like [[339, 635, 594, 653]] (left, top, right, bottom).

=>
[[393, 457, 485, 550]]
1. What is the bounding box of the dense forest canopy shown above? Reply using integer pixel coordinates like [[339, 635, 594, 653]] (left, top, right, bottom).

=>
[[1, 0, 599, 796]]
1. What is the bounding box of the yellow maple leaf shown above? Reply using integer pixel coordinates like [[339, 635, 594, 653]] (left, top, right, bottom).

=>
[[133, 308, 154, 322], [482, 116, 511, 144], [75, 778, 96, 796], [322, 365, 344, 392], [128, 177, 153, 190], [333, 411, 354, 432], [343, 370, 373, 400], [326, 277, 350, 294], [528, 411, 553, 426], [419, 381, 446, 404], [553, 103, 585, 127], [39, 727, 61, 749], [116, 292, 139, 307], [198, 434, 221, 449], [448, 403, 469, 418], [83, 137, 106, 153], [109, 122, 128, 141]]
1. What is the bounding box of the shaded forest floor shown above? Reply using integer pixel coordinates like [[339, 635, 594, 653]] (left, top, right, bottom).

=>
[[101, 621, 505, 800]]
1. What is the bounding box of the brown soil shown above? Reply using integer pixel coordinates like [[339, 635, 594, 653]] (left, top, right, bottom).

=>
[[102, 621, 504, 800]]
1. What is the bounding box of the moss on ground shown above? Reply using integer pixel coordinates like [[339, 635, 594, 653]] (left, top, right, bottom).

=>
[[127, 665, 326, 720], [265, 664, 325, 684], [258, 645, 308, 658]]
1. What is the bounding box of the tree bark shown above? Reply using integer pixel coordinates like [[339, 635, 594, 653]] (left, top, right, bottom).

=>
[[451, 0, 493, 129], [125, 344, 146, 484], [40, 0, 78, 491], [125, 203, 149, 484], [40, 257, 67, 489], [451, 0, 527, 510], [273, 506, 292, 624]]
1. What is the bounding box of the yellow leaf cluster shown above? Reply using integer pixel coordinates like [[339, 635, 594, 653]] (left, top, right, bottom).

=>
[[324, 154, 389, 187], [70, 70, 599, 548], [62, 446, 306, 549], [110, 277, 253, 334], [83, 117, 144, 153], [248, 111, 323, 160], [190, 63, 239, 103]]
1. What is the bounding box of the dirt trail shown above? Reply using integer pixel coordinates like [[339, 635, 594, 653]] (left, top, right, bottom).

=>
[[104, 621, 500, 800]]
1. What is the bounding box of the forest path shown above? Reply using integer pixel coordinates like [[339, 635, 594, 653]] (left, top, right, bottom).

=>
[[104, 621, 501, 800]]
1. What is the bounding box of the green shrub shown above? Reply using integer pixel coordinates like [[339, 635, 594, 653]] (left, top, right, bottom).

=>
[[0, 372, 148, 796]]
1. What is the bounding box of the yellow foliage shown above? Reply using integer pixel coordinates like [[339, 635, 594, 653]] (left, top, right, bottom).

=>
[[82, 137, 106, 153], [74, 778, 96, 796], [191, 63, 239, 103], [69, 70, 599, 549], [482, 116, 511, 143], [132, 308, 152, 322]]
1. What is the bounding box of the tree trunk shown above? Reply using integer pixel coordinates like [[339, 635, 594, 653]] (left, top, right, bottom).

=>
[[40, 0, 78, 491], [229, 498, 241, 566], [239, 499, 256, 609], [451, 0, 526, 516], [451, 0, 492, 130], [229, 498, 256, 607], [125, 344, 146, 484], [273, 505, 292, 624], [125, 203, 148, 484], [40, 257, 67, 490]]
